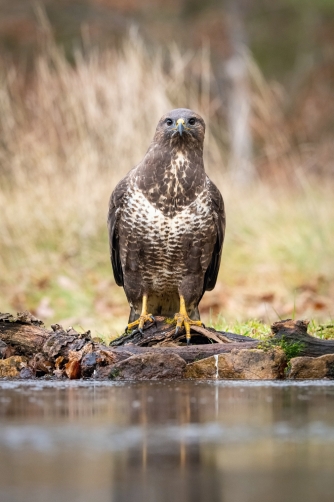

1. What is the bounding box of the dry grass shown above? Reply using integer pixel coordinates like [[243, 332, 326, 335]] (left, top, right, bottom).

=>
[[0, 33, 333, 341]]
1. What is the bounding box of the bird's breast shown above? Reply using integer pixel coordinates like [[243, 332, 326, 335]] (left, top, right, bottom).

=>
[[123, 186, 212, 241], [120, 185, 215, 290], [136, 149, 206, 217]]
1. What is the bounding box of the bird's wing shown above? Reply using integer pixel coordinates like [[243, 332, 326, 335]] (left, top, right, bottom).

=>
[[202, 177, 226, 293], [107, 174, 131, 287]]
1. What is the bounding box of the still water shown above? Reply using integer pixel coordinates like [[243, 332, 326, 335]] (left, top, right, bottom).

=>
[[1, 380, 334, 502]]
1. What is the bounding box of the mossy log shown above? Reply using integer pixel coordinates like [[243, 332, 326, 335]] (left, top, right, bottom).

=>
[[271, 319, 334, 358]]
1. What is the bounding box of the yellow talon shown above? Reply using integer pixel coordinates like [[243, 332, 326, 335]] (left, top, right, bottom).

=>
[[127, 294, 154, 333], [174, 295, 202, 344]]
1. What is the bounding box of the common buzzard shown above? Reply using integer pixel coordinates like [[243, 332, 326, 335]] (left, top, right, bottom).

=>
[[108, 108, 225, 344]]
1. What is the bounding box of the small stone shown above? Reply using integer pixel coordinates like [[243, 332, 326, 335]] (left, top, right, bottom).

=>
[[81, 352, 97, 377], [94, 365, 113, 379], [0, 356, 27, 378], [53, 368, 64, 379], [20, 367, 34, 379], [0, 340, 8, 359], [289, 354, 334, 379], [108, 352, 186, 380], [185, 348, 286, 380]]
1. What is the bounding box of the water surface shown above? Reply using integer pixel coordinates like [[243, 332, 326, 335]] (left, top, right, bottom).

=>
[[1, 380, 334, 502]]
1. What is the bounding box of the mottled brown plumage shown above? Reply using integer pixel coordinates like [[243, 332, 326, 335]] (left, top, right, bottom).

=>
[[108, 108, 225, 338]]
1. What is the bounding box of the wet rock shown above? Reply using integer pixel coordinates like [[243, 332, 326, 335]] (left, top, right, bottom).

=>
[[289, 354, 334, 379], [92, 350, 134, 379], [0, 356, 27, 378], [94, 365, 114, 379], [20, 367, 34, 379], [0, 340, 8, 359], [185, 348, 286, 380], [54, 368, 64, 379], [108, 352, 186, 380], [81, 352, 97, 377], [95, 347, 118, 366], [87, 347, 132, 375]]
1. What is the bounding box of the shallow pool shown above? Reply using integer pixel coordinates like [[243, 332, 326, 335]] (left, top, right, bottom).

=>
[[1, 380, 334, 502]]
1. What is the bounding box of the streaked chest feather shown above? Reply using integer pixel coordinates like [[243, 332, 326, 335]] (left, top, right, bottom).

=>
[[119, 185, 214, 292], [123, 187, 211, 244]]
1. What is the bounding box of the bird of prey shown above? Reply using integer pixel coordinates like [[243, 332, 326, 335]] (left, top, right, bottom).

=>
[[108, 108, 225, 344]]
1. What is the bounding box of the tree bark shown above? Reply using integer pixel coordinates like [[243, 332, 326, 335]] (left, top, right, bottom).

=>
[[0, 312, 48, 356], [225, 0, 255, 184], [112, 342, 258, 364], [271, 319, 334, 358]]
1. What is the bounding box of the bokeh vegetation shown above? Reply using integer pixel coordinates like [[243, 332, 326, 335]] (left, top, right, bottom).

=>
[[0, 2, 333, 341]]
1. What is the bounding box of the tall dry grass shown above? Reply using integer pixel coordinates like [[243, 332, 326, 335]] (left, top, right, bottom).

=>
[[0, 32, 333, 337]]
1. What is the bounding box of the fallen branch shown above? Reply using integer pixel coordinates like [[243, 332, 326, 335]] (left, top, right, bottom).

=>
[[109, 316, 251, 346], [271, 319, 334, 358]]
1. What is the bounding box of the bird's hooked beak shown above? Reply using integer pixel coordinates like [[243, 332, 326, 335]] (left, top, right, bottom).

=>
[[176, 118, 185, 136]]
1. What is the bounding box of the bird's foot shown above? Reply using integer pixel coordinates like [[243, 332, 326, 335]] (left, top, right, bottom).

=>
[[126, 314, 156, 335], [174, 313, 202, 345]]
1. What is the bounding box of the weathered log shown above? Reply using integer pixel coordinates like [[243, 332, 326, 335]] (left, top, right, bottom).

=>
[[112, 342, 258, 364], [1, 312, 334, 379], [0, 312, 121, 378], [0, 312, 92, 359], [271, 319, 334, 358], [0, 312, 48, 356], [109, 315, 254, 347]]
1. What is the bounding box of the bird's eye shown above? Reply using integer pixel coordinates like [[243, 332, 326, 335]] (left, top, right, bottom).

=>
[[188, 118, 196, 125], [166, 119, 173, 126]]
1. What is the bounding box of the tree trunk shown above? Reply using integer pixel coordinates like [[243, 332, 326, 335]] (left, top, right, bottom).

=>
[[271, 319, 334, 358], [225, 0, 255, 184]]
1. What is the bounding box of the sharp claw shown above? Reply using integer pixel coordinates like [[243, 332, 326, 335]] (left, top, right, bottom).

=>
[[175, 326, 179, 336], [186, 338, 191, 346], [149, 315, 157, 327], [132, 328, 139, 335], [125, 326, 128, 333], [139, 328, 144, 335], [202, 323, 206, 328]]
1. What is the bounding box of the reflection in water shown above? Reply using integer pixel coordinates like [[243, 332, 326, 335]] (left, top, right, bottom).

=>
[[1, 381, 334, 502]]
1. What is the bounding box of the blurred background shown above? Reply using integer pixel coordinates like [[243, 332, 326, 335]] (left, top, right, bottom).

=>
[[0, 0, 333, 339]]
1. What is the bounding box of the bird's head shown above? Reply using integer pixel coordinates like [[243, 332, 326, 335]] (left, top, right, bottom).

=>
[[154, 108, 205, 148]]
